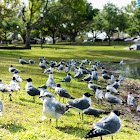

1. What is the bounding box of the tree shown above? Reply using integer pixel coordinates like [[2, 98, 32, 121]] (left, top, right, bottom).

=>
[[93, 3, 126, 45], [125, 1, 140, 36], [21, 0, 87, 48]]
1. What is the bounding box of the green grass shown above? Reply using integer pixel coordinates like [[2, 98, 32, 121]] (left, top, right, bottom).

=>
[[0, 42, 140, 140]]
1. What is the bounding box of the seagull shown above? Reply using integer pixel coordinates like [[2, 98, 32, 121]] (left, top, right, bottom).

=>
[[38, 85, 55, 102], [0, 79, 13, 101], [106, 83, 118, 94], [13, 71, 23, 82], [39, 61, 47, 70], [64, 64, 71, 73], [92, 69, 100, 82], [105, 90, 122, 109], [42, 57, 49, 64], [0, 99, 3, 116], [127, 92, 135, 106], [85, 110, 122, 140], [82, 107, 110, 117], [95, 87, 104, 101], [25, 78, 40, 102], [44, 64, 54, 74], [19, 57, 29, 64], [9, 65, 21, 73], [73, 67, 83, 79], [82, 72, 92, 82], [55, 83, 74, 102], [67, 92, 93, 119], [119, 74, 124, 82], [136, 105, 140, 113], [60, 73, 72, 83], [39, 94, 69, 127], [46, 72, 56, 89], [110, 74, 116, 84], [102, 73, 111, 81], [88, 81, 98, 91], [9, 76, 21, 92], [58, 62, 64, 71], [29, 59, 35, 64], [112, 80, 120, 89]]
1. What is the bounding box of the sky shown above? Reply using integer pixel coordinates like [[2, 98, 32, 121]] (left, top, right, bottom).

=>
[[21, 0, 136, 9], [88, 0, 135, 9]]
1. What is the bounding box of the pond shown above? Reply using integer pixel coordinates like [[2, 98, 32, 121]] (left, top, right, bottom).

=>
[[111, 61, 140, 81]]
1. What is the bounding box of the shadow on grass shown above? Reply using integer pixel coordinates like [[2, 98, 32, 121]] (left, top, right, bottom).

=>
[[57, 125, 88, 138], [19, 98, 42, 105], [0, 123, 26, 133]]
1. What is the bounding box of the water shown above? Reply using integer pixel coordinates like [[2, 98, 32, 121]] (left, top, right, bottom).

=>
[[112, 61, 140, 80]]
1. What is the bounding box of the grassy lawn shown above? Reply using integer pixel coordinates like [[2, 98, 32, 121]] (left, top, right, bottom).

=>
[[0, 42, 140, 140]]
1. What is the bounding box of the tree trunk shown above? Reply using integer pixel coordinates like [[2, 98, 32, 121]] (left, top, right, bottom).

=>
[[52, 33, 55, 44], [25, 25, 31, 49], [108, 36, 111, 46], [4, 32, 7, 44], [71, 33, 76, 42]]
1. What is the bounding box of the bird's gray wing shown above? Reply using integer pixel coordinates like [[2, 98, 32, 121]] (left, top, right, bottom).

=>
[[95, 116, 121, 134], [67, 98, 90, 110], [26, 86, 40, 96], [107, 95, 122, 103], [54, 102, 67, 115], [0, 99, 3, 112]]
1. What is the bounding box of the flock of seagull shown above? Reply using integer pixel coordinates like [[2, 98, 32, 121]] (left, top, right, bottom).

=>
[[0, 56, 139, 139]]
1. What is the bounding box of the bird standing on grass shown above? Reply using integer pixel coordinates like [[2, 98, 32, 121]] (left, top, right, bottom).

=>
[[55, 83, 75, 102], [9, 65, 21, 73], [39, 94, 69, 127], [127, 92, 135, 106], [25, 78, 40, 102], [46, 72, 56, 89], [67, 92, 93, 120], [19, 57, 29, 64], [85, 110, 122, 140], [61, 73, 72, 83]]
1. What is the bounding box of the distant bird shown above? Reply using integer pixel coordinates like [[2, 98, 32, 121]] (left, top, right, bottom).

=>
[[119, 74, 124, 82], [38, 84, 55, 102], [73, 67, 83, 79], [0, 99, 3, 116], [13, 71, 23, 82], [0, 79, 13, 101], [92, 70, 100, 82], [127, 92, 135, 106], [105, 90, 122, 109], [19, 57, 29, 64], [88, 81, 98, 91], [9, 76, 21, 92], [82, 107, 110, 117], [64, 64, 71, 73], [58, 62, 64, 71], [106, 83, 118, 93], [39, 61, 47, 70], [110, 74, 116, 84], [55, 84, 74, 102], [42, 57, 49, 64], [9, 65, 21, 73], [25, 78, 40, 102], [61, 73, 72, 83], [39, 94, 69, 127], [67, 92, 93, 120], [136, 105, 140, 113], [120, 59, 126, 65], [44, 64, 54, 74], [82, 73, 92, 82], [112, 80, 120, 89], [29, 59, 35, 64], [46, 72, 56, 89], [85, 110, 122, 140], [102, 73, 111, 81], [95, 87, 104, 101]]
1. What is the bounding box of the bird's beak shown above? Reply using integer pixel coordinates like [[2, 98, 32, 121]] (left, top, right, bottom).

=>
[[89, 94, 93, 96]]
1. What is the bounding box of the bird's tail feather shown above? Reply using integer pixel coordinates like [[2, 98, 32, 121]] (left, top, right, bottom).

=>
[[85, 128, 104, 138]]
